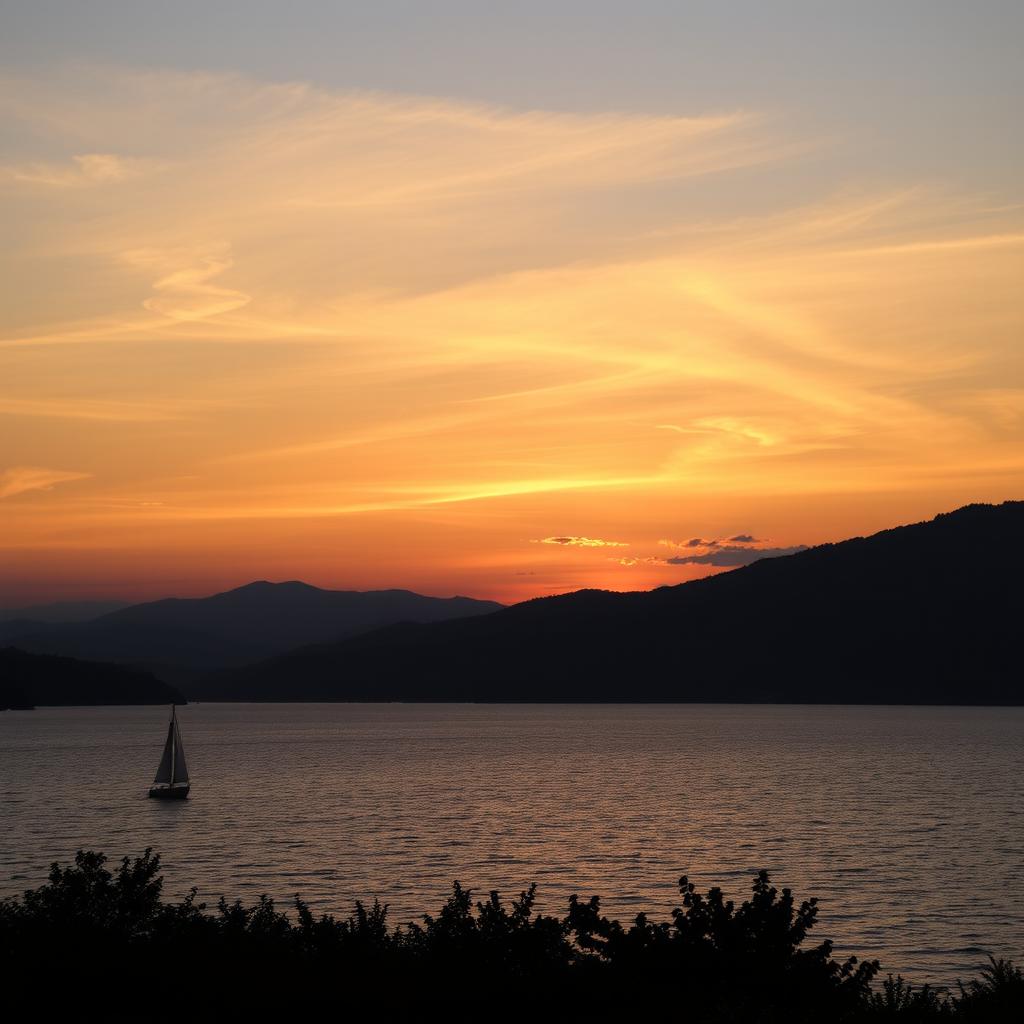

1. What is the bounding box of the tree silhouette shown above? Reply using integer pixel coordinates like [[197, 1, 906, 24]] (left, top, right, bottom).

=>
[[1, 849, 1020, 1020]]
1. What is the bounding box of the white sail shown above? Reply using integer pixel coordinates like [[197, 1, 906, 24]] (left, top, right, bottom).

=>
[[171, 716, 189, 784], [152, 707, 189, 787], [153, 719, 175, 785]]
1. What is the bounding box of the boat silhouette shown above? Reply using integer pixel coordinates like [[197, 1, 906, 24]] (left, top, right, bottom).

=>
[[149, 705, 190, 799]]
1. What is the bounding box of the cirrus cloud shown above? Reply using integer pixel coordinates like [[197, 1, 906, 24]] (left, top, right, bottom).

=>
[[0, 466, 90, 500], [1, 66, 1022, 604], [2, 152, 150, 187], [536, 536, 628, 547]]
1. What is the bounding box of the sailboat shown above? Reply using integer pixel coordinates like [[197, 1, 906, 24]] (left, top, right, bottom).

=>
[[148, 705, 190, 799]]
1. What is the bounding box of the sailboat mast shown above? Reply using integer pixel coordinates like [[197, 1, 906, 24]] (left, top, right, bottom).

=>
[[170, 705, 176, 785]]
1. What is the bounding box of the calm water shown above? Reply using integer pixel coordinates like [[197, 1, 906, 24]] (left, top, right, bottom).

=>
[[1, 703, 1022, 985]]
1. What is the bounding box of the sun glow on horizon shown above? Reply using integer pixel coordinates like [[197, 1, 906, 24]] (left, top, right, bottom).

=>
[[1, 65, 1022, 606]]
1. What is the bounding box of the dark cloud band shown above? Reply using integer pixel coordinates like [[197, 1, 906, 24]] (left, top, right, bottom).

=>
[[665, 544, 807, 567]]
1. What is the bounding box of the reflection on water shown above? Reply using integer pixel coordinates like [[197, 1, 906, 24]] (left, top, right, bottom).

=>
[[1, 702, 1021, 984]]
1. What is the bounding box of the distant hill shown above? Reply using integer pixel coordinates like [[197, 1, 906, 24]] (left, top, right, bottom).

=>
[[0, 648, 184, 709], [205, 502, 1024, 704], [0, 600, 131, 649], [4, 583, 502, 682], [0, 600, 129, 624]]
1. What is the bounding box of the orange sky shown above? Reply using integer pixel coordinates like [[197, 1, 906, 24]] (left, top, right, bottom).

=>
[[2, 66, 1023, 606]]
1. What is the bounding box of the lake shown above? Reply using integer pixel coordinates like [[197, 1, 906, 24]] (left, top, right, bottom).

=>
[[1, 702, 1021, 985]]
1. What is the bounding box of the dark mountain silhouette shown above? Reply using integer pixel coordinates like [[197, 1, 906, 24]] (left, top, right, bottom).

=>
[[203, 502, 1023, 704], [0, 648, 184, 709], [0, 600, 131, 654], [0, 599, 128, 624], [4, 582, 502, 683]]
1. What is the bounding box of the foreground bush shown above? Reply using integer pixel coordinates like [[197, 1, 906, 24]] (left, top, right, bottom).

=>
[[0, 850, 1020, 1020]]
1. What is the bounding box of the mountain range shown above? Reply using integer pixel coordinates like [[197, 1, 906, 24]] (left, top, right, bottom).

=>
[[0, 583, 502, 685], [3, 502, 1021, 706], [0, 600, 129, 624], [199, 501, 1023, 704]]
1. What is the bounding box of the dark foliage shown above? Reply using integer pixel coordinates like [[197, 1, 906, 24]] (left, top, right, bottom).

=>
[[1, 851, 1020, 1021]]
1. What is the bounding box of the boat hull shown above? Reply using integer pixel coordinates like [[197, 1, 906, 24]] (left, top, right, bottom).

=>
[[148, 784, 190, 800]]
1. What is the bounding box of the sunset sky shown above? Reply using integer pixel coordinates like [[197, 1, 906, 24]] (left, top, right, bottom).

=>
[[2, 1, 1022, 606]]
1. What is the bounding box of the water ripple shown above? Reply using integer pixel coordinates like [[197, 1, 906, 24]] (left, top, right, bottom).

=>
[[1, 702, 1022, 985]]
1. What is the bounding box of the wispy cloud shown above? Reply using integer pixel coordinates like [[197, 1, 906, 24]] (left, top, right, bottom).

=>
[[659, 534, 762, 550], [0, 466, 90, 499], [536, 536, 629, 547], [628, 535, 805, 569], [2, 152, 150, 187], [122, 246, 251, 322], [1, 67, 1022, 601]]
